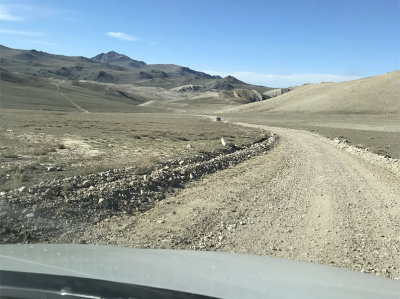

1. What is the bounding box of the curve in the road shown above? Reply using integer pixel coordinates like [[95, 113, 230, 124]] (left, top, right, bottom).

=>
[[84, 123, 400, 279]]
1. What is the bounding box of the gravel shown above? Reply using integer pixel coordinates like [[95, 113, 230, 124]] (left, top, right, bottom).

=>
[[78, 124, 400, 280]]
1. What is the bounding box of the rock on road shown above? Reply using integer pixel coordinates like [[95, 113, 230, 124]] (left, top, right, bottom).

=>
[[84, 124, 400, 279]]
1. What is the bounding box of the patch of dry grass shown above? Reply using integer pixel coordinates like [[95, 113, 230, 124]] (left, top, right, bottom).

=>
[[31, 143, 58, 156], [0, 163, 39, 191], [2, 152, 19, 159], [134, 153, 160, 175], [2, 172, 31, 191], [0, 111, 263, 189], [77, 163, 117, 176]]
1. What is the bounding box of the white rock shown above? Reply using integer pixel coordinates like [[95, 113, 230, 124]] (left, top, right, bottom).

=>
[[18, 186, 26, 193], [98, 198, 109, 208], [221, 138, 235, 147], [82, 180, 91, 187]]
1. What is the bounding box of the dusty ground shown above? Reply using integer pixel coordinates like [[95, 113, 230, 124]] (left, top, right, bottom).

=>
[[0, 110, 260, 191], [223, 113, 400, 159], [67, 123, 400, 280]]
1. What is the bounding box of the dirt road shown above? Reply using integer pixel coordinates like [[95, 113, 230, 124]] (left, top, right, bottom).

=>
[[84, 124, 400, 279], [56, 80, 90, 113]]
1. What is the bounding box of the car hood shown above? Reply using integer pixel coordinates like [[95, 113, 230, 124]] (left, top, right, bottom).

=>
[[0, 244, 399, 298]]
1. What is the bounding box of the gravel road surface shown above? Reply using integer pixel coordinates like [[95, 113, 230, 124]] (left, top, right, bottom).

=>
[[83, 123, 400, 279]]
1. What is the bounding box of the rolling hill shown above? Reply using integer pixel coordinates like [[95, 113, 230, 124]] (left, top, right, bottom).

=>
[[0, 68, 158, 112], [222, 71, 400, 114]]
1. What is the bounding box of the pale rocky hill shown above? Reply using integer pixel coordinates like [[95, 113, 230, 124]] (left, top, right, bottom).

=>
[[222, 71, 400, 114]]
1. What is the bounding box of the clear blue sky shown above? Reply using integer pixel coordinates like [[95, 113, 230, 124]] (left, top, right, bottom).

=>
[[1, 0, 399, 86]]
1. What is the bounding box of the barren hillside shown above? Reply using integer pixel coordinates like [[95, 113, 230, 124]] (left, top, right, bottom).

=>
[[222, 71, 400, 114]]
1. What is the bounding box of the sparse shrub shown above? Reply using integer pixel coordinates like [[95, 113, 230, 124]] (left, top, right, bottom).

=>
[[2, 152, 19, 159], [77, 163, 114, 176], [134, 153, 160, 175], [18, 173, 30, 182], [38, 155, 50, 163], [18, 163, 39, 172], [1, 173, 31, 191], [33, 148, 48, 156], [62, 182, 73, 192], [32, 142, 60, 156]]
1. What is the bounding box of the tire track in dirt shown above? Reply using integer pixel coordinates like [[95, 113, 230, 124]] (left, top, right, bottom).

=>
[[56, 80, 90, 113]]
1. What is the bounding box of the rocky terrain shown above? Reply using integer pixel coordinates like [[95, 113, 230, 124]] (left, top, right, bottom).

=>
[[0, 132, 278, 243]]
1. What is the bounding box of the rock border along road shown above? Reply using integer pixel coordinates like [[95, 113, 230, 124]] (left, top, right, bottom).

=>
[[56, 80, 90, 113], [82, 122, 400, 280], [0, 132, 278, 243]]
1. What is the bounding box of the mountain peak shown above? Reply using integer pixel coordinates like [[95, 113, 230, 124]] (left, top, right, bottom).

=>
[[91, 51, 129, 63], [91, 51, 146, 67], [223, 75, 242, 83]]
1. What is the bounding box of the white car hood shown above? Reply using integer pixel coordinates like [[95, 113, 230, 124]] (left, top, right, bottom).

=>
[[0, 244, 399, 298]]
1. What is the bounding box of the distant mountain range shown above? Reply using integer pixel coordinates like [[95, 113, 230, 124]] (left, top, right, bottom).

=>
[[0, 45, 284, 112], [0, 45, 271, 92]]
